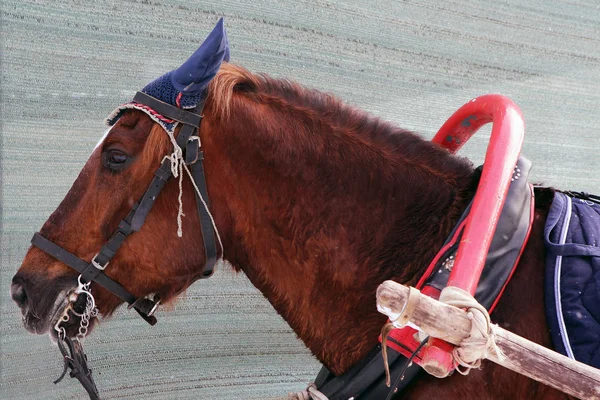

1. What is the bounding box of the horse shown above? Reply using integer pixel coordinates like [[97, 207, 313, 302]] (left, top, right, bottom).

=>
[[10, 21, 568, 399]]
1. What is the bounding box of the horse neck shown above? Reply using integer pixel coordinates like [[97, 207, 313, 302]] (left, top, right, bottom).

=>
[[203, 92, 475, 374]]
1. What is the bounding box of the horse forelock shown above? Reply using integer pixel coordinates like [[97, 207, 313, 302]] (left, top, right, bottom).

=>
[[140, 123, 174, 167]]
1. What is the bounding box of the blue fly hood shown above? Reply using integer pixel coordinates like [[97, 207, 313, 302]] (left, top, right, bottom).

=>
[[106, 18, 230, 133]]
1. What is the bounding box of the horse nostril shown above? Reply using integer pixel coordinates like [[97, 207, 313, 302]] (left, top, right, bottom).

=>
[[10, 282, 28, 308]]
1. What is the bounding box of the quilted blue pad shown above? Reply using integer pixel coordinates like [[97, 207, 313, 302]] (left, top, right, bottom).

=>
[[545, 191, 600, 368]]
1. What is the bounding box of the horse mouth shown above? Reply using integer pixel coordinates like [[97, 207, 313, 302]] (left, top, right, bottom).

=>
[[49, 290, 98, 341], [19, 288, 70, 334], [21, 288, 97, 340]]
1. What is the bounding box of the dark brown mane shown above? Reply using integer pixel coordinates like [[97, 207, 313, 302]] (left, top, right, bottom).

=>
[[208, 63, 475, 214]]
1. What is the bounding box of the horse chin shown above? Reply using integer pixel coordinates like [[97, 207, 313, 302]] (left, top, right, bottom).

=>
[[19, 286, 98, 342]]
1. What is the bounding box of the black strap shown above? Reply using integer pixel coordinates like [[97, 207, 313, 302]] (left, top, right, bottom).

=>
[[191, 152, 218, 278], [83, 205, 137, 278], [32, 233, 137, 305], [133, 91, 202, 126], [131, 160, 172, 231], [55, 336, 100, 400]]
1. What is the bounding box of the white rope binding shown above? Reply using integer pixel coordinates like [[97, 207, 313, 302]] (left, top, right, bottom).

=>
[[438, 286, 506, 375], [163, 129, 185, 237], [162, 128, 224, 256], [288, 383, 329, 400]]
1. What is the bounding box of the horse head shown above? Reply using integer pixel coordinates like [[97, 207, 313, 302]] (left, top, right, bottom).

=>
[[11, 18, 231, 339]]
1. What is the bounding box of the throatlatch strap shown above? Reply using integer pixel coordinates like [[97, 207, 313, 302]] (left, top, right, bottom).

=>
[[191, 154, 217, 277]]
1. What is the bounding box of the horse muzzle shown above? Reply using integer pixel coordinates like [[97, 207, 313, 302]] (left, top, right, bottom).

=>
[[10, 272, 82, 336]]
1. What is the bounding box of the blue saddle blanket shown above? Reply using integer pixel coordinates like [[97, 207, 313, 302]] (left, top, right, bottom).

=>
[[545, 192, 600, 368]]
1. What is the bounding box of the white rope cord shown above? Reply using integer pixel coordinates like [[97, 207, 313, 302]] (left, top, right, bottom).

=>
[[438, 286, 506, 375], [176, 160, 185, 237], [288, 383, 329, 400], [182, 161, 224, 255], [161, 128, 224, 258], [163, 129, 186, 237]]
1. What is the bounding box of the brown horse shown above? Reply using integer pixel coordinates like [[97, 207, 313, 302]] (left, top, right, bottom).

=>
[[11, 63, 566, 398]]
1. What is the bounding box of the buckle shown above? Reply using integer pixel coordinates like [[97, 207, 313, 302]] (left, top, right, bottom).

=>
[[128, 294, 161, 317], [185, 136, 200, 165], [147, 298, 161, 317], [91, 253, 109, 271]]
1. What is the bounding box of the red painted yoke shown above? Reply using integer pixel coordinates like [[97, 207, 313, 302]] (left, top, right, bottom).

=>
[[384, 95, 526, 377]]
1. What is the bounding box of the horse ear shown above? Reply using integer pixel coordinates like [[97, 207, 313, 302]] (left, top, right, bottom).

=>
[[171, 18, 230, 94]]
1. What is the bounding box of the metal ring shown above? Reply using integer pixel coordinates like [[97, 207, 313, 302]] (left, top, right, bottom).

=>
[[147, 299, 161, 317], [57, 326, 66, 341], [188, 135, 201, 146], [186, 136, 201, 164]]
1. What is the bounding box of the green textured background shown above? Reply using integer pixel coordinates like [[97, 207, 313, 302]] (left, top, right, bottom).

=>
[[1, 1, 599, 399]]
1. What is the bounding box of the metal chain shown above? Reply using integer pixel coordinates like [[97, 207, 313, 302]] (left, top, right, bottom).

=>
[[76, 294, 98, 343], [74, 277, 98, 343]]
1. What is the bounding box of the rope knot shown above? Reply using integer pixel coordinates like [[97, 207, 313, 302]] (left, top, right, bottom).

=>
[[288, 383, 329, 400], [439, 286, 505, 375]]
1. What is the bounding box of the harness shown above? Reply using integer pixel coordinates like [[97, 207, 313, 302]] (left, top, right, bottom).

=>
[[311, 157, 535, 399]]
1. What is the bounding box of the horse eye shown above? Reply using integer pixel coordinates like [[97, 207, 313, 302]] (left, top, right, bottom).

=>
[[104, 150, 130, 171]]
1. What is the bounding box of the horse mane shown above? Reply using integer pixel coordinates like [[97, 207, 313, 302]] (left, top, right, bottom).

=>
[[204, 64, 475, 288], [207, 63, 474, 193]]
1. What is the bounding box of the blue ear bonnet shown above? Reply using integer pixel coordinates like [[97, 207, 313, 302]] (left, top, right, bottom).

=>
[[106, 18, 230, 133]]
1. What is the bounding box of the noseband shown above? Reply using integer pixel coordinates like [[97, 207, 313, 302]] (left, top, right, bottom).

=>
[[31, 91, 218, 325]]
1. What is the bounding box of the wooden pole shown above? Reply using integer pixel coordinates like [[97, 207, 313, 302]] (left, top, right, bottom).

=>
[[376, 280, 600, 400]]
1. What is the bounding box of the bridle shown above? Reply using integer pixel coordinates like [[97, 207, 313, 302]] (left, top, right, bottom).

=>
[[30, 90, 218, 326]]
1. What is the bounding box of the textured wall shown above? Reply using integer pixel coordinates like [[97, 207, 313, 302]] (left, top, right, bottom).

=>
[[1, 1, 599, 399]]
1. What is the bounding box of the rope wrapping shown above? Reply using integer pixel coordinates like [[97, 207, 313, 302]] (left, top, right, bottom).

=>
[[438, 286, 506, 374], [288, 383, 329, 400]]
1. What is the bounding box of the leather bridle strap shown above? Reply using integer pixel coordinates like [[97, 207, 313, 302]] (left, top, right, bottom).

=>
[[132, 91, 218, 277], [191, 153, 217, 277], [31, 233, 137, 305], [31, 90, 218, 325]]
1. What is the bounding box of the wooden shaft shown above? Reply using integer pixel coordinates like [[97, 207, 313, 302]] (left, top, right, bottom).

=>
[[376, 280, 600, 400]]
